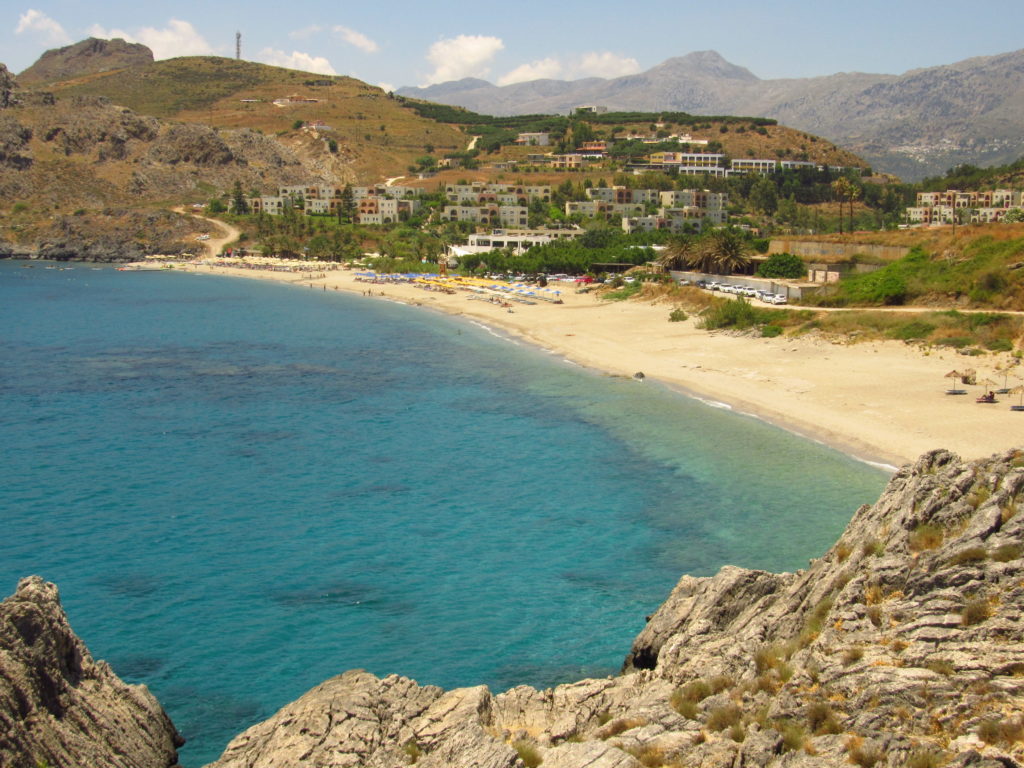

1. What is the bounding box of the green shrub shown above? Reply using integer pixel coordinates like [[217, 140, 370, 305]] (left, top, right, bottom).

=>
[[888, 320, 936, 341], [909, 523, 943, 552], [934, 336, 973, 348], [599, 718, 645, 738], [513, 740, 543, 767], [907, 749, 945, 768], [780, 721, 806, 752], [706, 704, 742, 731], [402, 741, 422, 764], [925, 659, 955, 676], [669, 308, 688, 322], [862, 538, 884, 557], [762, 324, 783, 337], [992, 543, 1021, 562], [806, 701, 842, 734], [947, 547, 987, 566], [709, 675, 733, 693], [961, 598, 990, 626], [755, 253, 807, 279], [849, 741, 883, 767], [671, 679, 712, 718]]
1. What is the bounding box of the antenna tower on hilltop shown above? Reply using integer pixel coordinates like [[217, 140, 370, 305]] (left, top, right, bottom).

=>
[[236, 32, 241, 60]]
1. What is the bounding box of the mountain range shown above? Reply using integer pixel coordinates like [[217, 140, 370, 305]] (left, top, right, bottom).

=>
[[398, 50, 1024, 181]]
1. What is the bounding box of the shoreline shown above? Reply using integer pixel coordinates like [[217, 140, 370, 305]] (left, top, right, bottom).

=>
[[160, 259, 1022, 470]]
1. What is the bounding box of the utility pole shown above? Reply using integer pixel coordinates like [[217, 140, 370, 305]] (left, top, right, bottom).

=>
[[236, 32, 241, 60]]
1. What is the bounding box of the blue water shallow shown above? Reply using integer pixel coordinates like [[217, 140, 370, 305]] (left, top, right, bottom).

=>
[[0, 262, 888, 765]]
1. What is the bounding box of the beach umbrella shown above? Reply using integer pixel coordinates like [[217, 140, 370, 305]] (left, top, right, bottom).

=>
[[996, 363, 1021, 393], [1009, 384, 1024, 411], [944, 370, 963, 391]]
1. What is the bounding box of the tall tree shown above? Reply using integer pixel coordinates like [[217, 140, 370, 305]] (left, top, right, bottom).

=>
[[231, 180, 249, 214]]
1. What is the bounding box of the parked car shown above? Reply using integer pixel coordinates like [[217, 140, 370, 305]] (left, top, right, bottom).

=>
[[768, 294, 788, 305]]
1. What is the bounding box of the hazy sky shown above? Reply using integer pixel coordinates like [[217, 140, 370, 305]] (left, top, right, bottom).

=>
[[5, 1, 1023, 92]]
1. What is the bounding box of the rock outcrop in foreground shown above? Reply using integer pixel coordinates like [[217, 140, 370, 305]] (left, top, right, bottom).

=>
[[0, 576, 182, 768], [4, 449, 1024, 767], [207, 449, 1024, 768]]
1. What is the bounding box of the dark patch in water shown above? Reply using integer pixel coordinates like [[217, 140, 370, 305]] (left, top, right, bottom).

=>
[[272, 580, 385, 608], [95, 572, 161, 598], [162, 686, 264, 749], [110, 654, 165, 681]]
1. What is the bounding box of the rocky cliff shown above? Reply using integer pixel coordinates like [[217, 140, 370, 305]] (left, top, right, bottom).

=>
[[0, 576, 182, 768], [4, 449, 1024, 767]]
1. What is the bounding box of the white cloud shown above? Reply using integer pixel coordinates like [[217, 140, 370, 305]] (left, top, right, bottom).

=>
[[289, 25, 322, 40], [497, 57, 562, 86], [377, 82, 396, 94], [575, 51, 641, 79], [332, 25, 378, 53], [87, 19, 213, 60], [15, 9, 71, 45], [256, 47, 337, 76], [495, 51, 641, 87], [422, 34, 504, 85]]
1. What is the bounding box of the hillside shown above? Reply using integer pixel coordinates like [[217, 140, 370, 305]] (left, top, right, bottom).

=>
[[17, 37, 152, 86], [0, 45, 871, 260], [0, 54, 470, 259], [398, 49, 1024, 181]]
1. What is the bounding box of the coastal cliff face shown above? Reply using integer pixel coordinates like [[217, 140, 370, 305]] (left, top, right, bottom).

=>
[[4, 449, 1024, 767], [0, 576, 183, 768]]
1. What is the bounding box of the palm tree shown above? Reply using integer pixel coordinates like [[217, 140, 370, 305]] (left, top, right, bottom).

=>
[[657, 235, 699, 271], [700, 228, 752, 275]]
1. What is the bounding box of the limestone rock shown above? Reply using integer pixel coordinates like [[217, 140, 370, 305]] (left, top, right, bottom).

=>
[[0, 575, 182, 768]]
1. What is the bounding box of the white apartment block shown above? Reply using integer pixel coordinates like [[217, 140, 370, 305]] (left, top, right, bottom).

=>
[[585, 186, 660, 204], [731, 158, 778, 174], [779, 160, 819, 171], [443, 205, 529, 227], [444, 183, 551, 204], [659, 189, 728, 212], [565, 201, 646, 218], [648, 152, 724, 168], [908, 188, 1023, 225]]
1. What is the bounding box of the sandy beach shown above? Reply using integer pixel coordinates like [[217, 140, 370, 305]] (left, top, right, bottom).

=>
[[163, 259, 1023, 470]]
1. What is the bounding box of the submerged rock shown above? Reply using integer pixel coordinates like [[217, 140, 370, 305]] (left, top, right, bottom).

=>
[[0, 576, 182, 768]]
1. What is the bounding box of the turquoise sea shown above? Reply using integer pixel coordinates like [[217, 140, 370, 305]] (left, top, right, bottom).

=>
[[0, 261, 888, 765]]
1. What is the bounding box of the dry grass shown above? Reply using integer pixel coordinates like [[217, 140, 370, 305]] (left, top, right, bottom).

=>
[[961, 598, 991, 626], [909, 523, 944, 552]]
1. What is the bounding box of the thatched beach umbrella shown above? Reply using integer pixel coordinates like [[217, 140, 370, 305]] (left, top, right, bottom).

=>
[[945, 369, 965, 393], [996, 362, 1021, 393], [1009, 384, 1024, 411]]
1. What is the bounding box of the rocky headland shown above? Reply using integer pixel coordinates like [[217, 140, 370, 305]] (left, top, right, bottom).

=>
[[4, 448, 1024, 767]]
